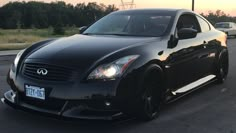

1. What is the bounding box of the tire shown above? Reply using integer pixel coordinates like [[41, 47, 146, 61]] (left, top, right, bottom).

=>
[[216, 52, 229, 83], [135, 65, 163, 121]]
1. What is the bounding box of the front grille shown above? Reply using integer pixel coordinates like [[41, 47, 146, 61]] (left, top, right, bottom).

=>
[[23, 63, 74, 81]]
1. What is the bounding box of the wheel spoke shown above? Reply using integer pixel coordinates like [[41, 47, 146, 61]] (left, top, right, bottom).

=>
[[138, 68, 162, 120], [144, 91, 156, 116], [147, 96, 153, 112]]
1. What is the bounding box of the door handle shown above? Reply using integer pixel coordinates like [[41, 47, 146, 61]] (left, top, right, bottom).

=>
[[203, 41, 207, 49], [199, 54, 208, 59]]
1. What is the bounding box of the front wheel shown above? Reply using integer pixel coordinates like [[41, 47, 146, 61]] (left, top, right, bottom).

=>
[[135, 65, 163, 121]]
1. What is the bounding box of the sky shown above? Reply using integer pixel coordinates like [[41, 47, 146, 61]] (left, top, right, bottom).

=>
[[1, 0, 236, 16]]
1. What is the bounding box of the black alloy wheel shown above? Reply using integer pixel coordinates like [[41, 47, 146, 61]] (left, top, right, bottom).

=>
[[216, 54, 229, 83], [136, 65, 162, 121]]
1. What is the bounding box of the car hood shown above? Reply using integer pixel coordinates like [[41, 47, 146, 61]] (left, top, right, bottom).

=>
[[27, 34, 158, 68]]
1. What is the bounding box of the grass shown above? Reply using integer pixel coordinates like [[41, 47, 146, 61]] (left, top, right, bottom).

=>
[[0, 34, 45, 44], [0, 43, 31, 51], [0, 28, 80, 51]]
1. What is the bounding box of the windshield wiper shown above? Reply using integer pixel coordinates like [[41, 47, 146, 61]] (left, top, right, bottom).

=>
[[106, 34, 158, 37], [84, 33, 157, 37], [83, 33, 158, 37], [101, 33, 131, 36], [82, 33, 97, 35], [82, 33, 127, 36]]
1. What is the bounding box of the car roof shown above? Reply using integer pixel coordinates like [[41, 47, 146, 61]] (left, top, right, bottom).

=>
[[112, 8, 193, 15]]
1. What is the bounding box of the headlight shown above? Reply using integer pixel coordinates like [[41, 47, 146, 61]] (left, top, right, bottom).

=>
[[14, 49, 25, 68], [87, 55, 139, 80]]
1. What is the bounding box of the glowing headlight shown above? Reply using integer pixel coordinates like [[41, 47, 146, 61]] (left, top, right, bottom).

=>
[[87, 55, 139, 80], [14, 49, 25, 68], [103, 65, 118, 78]]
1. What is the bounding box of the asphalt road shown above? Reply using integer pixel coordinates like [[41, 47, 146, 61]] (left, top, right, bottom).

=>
[[0, 38, 236, 133]]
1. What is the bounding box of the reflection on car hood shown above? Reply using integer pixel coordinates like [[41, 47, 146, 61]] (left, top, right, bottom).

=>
[[27, 34, 158, 68]]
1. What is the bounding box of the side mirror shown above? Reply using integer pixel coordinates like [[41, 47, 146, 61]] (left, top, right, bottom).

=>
[[178, 28, 198, 40], [79, 26, 88, 34]]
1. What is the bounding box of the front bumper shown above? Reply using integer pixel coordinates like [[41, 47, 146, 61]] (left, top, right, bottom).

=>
[[5, 58, 138, 120], [2, 90, 123, 120]]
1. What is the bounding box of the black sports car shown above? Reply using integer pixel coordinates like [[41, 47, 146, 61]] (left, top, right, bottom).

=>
[[2, 9, 229, 121]]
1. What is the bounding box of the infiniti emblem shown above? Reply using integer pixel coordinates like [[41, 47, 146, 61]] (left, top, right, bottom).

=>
[[37, 68, 48, 76]]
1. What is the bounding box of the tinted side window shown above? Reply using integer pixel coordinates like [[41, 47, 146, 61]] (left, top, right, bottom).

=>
[[177, 14, 201, 32], [197, 16, 210, 32]]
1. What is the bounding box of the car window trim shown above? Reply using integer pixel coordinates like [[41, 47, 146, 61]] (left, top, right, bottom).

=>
[[196, 15, 211, 32]]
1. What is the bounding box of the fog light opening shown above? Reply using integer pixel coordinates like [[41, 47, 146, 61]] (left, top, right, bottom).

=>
[[1, 98, 5, 103], [105, 101, 111, 106], [9, 90, 16, 103]]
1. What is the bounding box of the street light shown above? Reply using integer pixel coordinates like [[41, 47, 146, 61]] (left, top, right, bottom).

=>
[[192, 0, 195, 11]]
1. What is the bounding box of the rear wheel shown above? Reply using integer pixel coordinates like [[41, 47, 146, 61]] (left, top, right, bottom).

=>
[[216, 53, 229, 83], [135, 65, 163, 121]]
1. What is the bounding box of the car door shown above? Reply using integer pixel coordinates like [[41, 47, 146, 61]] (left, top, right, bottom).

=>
[[195, 15, 217, 76], [166, 14, 206, 92]]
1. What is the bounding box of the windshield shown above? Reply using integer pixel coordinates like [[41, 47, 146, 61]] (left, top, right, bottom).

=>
[[215, 23, 230, 28], [84, 13, 172, 37]]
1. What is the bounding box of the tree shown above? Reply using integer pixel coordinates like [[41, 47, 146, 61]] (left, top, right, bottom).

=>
[[201, 10, 236, 25], [53, 22, 65, 35], [0, 1, 118, 29]]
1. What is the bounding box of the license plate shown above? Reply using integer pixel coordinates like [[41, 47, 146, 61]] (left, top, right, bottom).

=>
[[25, 85, 45, 100]]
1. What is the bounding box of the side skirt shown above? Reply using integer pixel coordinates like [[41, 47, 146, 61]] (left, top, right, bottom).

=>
[[166, 75, 217, 103]]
